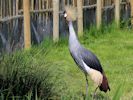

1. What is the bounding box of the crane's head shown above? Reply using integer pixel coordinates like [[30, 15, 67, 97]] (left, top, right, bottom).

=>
[[63, 6, 77, 22]]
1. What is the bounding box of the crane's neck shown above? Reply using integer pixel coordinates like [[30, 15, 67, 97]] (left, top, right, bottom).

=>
[[68, 21, 80, 48], [68, 21, 77, 39]]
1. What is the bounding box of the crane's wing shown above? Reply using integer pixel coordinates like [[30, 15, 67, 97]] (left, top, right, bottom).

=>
[[80, 48, 103, 73]]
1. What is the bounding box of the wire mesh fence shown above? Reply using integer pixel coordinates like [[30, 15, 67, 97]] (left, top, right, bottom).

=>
[[0, 0, 132, 53]]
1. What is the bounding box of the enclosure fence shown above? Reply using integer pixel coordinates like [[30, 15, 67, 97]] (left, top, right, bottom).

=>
[[0, 0, 133, 50]]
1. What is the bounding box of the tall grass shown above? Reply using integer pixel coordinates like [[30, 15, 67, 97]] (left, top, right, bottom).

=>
[[0, 41, 65, 99]]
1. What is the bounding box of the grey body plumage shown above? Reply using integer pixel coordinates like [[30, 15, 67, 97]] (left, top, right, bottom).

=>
[[68, 21, 103, 74]]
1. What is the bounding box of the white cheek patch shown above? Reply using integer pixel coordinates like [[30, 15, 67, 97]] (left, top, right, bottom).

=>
[[64, 13, 67, 17]]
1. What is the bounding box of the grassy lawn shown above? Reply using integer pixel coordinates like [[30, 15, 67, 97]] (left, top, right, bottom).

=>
[[45, 28, 133, 99], [0, 27, 133, 99]]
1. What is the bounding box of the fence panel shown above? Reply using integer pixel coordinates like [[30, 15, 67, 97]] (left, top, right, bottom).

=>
[[0, 0, 132, 52]]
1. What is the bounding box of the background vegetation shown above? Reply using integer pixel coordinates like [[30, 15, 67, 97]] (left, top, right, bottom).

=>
[[0, 24, 133, 99]]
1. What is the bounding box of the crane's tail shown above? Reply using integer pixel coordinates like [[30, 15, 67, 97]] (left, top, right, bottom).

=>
[[99, 74, 110, 92]]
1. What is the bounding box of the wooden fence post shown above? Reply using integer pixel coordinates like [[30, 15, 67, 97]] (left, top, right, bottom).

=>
[[131, 0, 133, 25], [53, 0, 59, 42], [115, 0, 120, 27], [0, 2, 1, 19], [77, 0, 83, 37], [16, 0, 18, 15], [23, 0, 31, 49], [96, 0, 102, 29], [101, 0, 104, 8]]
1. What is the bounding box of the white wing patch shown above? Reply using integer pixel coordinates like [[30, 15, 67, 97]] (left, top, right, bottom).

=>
[[82, 60, 91, 74]]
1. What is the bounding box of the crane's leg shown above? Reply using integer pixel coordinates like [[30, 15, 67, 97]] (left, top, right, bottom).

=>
[[93, 86, 98, 99], [85, 74, 89, 98]]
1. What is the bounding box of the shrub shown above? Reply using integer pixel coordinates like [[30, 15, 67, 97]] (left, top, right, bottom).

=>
[[0, 46, 58, 99]]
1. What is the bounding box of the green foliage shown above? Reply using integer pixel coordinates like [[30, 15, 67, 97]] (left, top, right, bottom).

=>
[[0, 43, 64, 99], [112, 83, 125, 100], [0, 24, 133, 99]]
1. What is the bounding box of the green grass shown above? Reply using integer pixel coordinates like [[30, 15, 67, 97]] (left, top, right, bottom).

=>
[[44, 27, 133, 99], [0, 25, 133, 99]]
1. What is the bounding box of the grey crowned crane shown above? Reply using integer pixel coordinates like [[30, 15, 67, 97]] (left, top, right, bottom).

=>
[[63, 7, 110, 97]]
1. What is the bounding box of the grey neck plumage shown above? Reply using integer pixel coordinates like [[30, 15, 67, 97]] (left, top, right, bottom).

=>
[[68, 21, 81, 50]]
